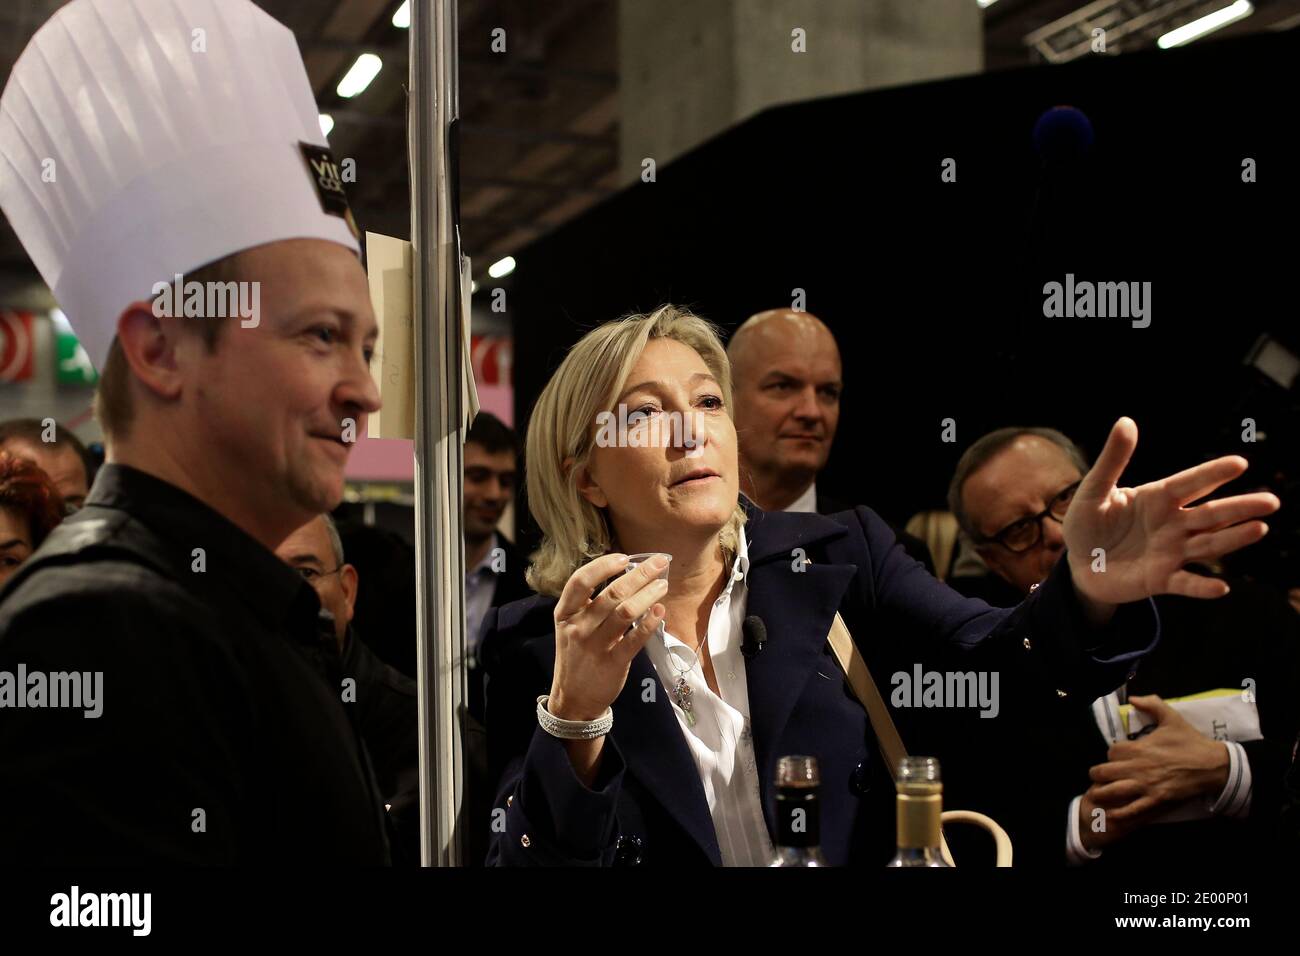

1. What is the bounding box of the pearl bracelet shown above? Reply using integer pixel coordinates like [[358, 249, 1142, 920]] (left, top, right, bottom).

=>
[[536, 695, 614, 740]]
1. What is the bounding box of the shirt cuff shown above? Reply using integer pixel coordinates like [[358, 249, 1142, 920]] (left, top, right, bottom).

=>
[[1066, 794, 1103, 866], [1208, 741, 1252, 818]]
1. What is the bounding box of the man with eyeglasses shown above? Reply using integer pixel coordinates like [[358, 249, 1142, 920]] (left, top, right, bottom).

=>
[[945, 426, 1300, 869], [275, 514, 419, 865], [947, 427, 1085, 601]]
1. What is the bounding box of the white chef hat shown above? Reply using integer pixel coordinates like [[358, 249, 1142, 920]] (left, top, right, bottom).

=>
[[0, 0, 361, 373]]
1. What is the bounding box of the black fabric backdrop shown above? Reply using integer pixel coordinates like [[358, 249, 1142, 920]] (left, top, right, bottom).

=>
[[503, 29, 1299, 589]]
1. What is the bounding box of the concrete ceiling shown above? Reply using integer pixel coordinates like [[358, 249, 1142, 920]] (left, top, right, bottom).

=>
[[0, 0, 620, 306], [2, 0, 1297, 307]]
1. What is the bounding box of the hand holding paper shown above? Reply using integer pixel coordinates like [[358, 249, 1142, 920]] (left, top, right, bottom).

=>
[[1086, 694, 1232, 825]]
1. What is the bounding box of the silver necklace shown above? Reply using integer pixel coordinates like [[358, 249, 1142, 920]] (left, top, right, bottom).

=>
[[664, 631, 706, 728]]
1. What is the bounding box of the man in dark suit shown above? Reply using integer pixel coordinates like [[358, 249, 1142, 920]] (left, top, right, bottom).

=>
[[946, 425, 1300, 867], [727, 309, 933, 573], [463, 413, 531, 864], [464, 412, 531, 717], [275, 515, 419, 865]]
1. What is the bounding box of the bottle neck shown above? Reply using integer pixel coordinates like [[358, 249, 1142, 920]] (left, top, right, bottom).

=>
[[896, 792, 942, 850]]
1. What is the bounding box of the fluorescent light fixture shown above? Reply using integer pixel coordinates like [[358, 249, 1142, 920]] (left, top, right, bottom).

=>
[[487, 256, 516, 279], [337, 53, 382, 99], [393, 1, 410, 28], [1158, 0, 1253, 48], [977, 0, 999, 8], [318, 114, 335, 137]]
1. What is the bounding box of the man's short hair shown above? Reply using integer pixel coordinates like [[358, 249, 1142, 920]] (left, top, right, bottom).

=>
[[947, 426, 1089, 539], [0, 417, 90, 481], [93, 252, 241, 444], [466, 412, 518, 457], [321, 513, 345, 567]]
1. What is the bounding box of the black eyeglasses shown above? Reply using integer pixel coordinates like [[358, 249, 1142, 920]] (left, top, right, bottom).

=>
[[297, 564, 343, 582], [979, 480, 1081, 553]]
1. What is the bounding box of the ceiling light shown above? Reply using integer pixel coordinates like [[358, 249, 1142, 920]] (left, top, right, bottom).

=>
[[337, 53, 382, 99], [1158, 1, 1253, 48]]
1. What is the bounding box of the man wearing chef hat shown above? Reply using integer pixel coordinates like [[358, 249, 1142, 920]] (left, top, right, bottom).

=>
[[0, 0, 390, 864]]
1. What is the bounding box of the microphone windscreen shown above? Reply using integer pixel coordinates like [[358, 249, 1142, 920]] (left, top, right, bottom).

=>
[[1032, 105, 1095, 166], [743, 615, 767, 646]]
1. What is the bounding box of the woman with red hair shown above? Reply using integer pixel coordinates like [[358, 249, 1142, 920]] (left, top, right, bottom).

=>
[[0, 450, 66, 588]]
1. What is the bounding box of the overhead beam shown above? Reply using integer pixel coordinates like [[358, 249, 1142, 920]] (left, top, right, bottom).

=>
[[306, 39, 616, 86], [325, 110, 615, 150]]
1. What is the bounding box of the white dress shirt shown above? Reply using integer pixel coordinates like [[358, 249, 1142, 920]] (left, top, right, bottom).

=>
[[1065, 739, 1251, 864], [465, 533, 500, 657], [783, 482, 818, 514], [642, 527, 775, 866]]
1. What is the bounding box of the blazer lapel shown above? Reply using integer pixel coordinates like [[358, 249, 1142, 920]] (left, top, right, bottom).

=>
[[602, 503, 858, 864], [611, 650, 723, 865], [741, 507, 857, 828]]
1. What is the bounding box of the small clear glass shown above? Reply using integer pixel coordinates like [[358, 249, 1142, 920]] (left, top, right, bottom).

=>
[[623, 552, 671, 630], [624, 552, 672, 581]]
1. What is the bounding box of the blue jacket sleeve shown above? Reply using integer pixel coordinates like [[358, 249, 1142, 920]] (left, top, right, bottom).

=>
[[487, 729, 627, 866], [857, 506, 1160, 701], [481, 606, 626, 866]]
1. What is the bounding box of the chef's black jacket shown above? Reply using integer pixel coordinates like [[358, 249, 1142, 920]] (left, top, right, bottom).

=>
[[337, 622, 418, 865], [0, 464, 390, 865]]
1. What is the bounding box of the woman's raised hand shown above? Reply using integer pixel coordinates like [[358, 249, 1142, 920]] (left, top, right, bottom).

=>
[[548, 552, 669, 721]]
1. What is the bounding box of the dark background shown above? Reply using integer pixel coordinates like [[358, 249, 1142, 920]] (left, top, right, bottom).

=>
[[505, 28, 1300, 587]]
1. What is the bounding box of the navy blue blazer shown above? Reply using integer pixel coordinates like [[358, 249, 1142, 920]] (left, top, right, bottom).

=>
[[479, 503, 1160, 867]]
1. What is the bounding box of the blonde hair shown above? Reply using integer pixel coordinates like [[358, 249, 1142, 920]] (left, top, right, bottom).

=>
[[525, 305, 746, 596]]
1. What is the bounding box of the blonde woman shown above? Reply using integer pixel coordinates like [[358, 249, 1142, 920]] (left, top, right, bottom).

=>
[[479, 305, 1278, 867]]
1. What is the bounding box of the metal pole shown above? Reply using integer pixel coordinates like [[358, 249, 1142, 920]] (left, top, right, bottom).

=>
[[410, 0, 465, 867]]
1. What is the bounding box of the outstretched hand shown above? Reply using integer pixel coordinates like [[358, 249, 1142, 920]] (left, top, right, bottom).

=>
[[1062, 418, 1279, 609]]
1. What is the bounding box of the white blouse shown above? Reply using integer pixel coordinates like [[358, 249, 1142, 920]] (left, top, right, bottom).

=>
[[642, 527, 775, 866]]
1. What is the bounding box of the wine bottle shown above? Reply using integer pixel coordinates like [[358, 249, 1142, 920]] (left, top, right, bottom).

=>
[[886, 756, 951, 867], [768, 755, 828, 867]]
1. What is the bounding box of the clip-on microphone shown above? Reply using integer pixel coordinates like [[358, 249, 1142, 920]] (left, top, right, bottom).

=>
[[741, 615, 767, 659]]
